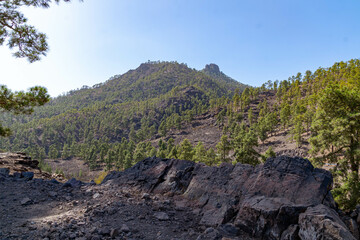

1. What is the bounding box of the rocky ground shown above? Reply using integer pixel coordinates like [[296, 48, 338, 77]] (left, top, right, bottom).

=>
[[0, 154, 255, 240], [1, 153, 360, 240], [0, 173, 235, 240]]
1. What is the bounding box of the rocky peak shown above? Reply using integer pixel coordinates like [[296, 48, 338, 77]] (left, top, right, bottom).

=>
[[203, 63, 221, 76]]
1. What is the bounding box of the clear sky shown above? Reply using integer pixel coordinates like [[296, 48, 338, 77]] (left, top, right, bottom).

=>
[[1, 0, 359, 97]]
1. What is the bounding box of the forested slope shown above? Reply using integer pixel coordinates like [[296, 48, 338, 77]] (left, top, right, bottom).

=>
[[215, 59, 360, 209], [0, 61, 245, 170], [1, 59, 359, 209]]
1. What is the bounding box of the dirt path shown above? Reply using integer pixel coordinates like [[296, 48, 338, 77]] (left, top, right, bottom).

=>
[[0, 174, 255, 240]]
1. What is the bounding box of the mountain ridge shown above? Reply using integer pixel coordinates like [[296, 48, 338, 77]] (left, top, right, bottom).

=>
[[0, 61, 247, 170]]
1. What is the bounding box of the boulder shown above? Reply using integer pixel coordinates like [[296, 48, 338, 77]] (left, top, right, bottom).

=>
[[0, 168, 9, 176], [154, 212, 170, 221], [63, 178, 83, 188], [196, 227, 222, 240], [298, 204, 356, 240], [20, 197, 32, 205], [21, 172, 34, 181]]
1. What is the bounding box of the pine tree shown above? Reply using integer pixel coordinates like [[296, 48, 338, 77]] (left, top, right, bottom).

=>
[[61, 144, 71, 159], [178, 139, 194, 160], [124, 151, 132, 169], [216, 135, 231, 163], [105, 150, 115, 171], [310, 84, 360, 209], [205, 148, 218, 166], [0, 0, 79, 62], [48, 144, 59, 159], [0, 86, 49, 136], [248, 107, 254, 126], [233, 128, 260, 166], [193, 141, 206, 163], [262, 146, 276, 161], [280, 102, 291, 129]]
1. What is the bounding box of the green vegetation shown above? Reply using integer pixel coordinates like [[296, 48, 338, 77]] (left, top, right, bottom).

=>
[[220, 59, 360, 209], [1, 59, 360, 209], [0, 61, 244, 169], [0, 86, 50, 136], [310, 84, 360, 209], [0, 0, 78, 62]]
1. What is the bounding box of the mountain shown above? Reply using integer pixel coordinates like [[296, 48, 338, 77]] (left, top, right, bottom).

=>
[[0, 61, 247, 171], [1, 59, 359, 211]]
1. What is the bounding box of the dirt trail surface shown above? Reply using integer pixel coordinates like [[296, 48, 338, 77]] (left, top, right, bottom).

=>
[[0, 174, 255, 239], [0, 178, 187, 239]]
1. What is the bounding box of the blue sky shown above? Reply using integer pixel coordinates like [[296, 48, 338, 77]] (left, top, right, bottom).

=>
[[1, 0, 359, 97]]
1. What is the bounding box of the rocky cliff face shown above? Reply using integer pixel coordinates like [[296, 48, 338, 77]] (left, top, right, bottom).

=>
[[1, 155, 359, 239], [104, 156, 358, 240]]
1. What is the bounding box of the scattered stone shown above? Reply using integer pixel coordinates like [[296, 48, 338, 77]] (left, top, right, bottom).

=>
[[163, 199, 171, 205], [110, 228, 119, 237], [218, 223, 239, 237], [69, 232, 77, 239], [120, 224, 130, 233], [60, 232, 68, 239], [48, 191, 58, 198], [20, 197, 32, 205], [196, 227, 222, 240], [99, 227, 110, 236], [154, 212, 170, 221], [141, 193, 151, 200], [93, 193, 100, 199]]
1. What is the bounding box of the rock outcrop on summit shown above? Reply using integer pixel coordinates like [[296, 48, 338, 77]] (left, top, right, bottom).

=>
[[1, 154, 358, 239]]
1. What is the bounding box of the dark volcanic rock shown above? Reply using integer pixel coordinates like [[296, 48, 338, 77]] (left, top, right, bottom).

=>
[[298, 204, 356, 240], [0, 168, 10, 176], [0, 152, 64, 182], [104, 156, 355, 239], [63, 178, 84, 188], [1, 153, 356, 239]]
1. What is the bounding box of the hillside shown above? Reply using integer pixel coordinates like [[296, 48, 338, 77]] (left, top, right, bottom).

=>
[[0, 61, 246, 172]]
